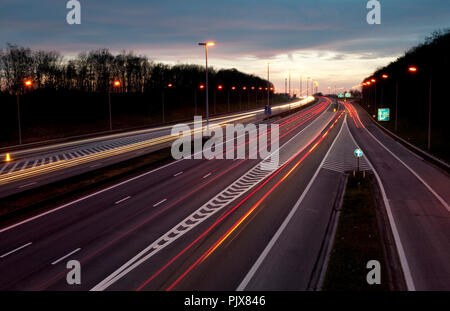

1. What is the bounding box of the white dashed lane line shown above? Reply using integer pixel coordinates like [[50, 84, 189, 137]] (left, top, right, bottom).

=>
[[202, 172, 212, 179], [173, 171, 183, 177], [18, 182, 37, 189], [153, 199, 167, 207], [0, 242, 33, 258], [115, 196, 131, 205], [51, 248, 81, 265]]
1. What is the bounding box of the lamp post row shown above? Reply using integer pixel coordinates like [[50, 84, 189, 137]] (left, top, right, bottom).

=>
[[362, 65, 432, 150]]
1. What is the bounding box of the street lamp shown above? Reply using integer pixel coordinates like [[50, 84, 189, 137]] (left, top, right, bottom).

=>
[[16, 79, 33, 144], [108, 80, 121, 131], [408, 66, 418, 73], [198, 41, 215, 133], [267, 62, 271, 109], [407, 65, 432, 150]]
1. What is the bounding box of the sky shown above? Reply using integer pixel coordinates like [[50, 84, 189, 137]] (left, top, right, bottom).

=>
[[1, 0, 449, 94]]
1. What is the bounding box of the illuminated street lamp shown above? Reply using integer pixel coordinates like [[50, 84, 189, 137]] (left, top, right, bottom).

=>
[[408, 66, 418, 73], [407, 65, 432, 150], [107, 80, 121, 131], [198, 41, 215, 133], [16, 79, 33, 144]]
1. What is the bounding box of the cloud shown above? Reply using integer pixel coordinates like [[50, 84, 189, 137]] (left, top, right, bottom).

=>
[[1, 0, 449, 91]]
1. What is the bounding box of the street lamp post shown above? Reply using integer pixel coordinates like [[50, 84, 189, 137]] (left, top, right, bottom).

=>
[[288, 71, 291, 98], [267, 63, 270, 108], [109, 80, 121, 130], [198, 42, 215, 133], [407, 66, 432, 150], [16, 80, 33, 144], [299, 75, 302, 98]]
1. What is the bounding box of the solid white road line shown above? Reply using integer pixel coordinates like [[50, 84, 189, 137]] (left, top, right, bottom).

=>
[[0, 242, 33, 258], [153, 199, 167, 207], [237, 114, 345, 291], [346, 116, 416, 291], [51, 248, 81, 265], [115, 196, 131, 205], [173, 171, 183, 177], [362, 115, 449, 213]]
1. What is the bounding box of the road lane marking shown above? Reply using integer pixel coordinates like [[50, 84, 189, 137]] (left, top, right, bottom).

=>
[[153, 199, 167, 207], [20, 160, 29, 171], [173, 171, 183, 177], [51, 248, 81, 265], [0, 164, 8, 174], [237, 113, 345, 291], [89, 163, 102, 168], [115, 196, 131, 205], [346, 116, 416, 291], [18, 182, 36, 189], [91, 103, 335, 291], [357, 106, 450, 213], [8, 162, 19, 174], [202, 173, 212, 179], [0, 242, 32, 258], [0, 100, 326, 234]]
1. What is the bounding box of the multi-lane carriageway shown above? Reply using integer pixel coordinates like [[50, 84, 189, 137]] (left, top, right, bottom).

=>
[[0, 97, 449, 291], [0, 97, 315, 198]]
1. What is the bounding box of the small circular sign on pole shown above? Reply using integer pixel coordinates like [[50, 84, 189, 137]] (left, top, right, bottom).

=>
[[354, 148, 363, 172]]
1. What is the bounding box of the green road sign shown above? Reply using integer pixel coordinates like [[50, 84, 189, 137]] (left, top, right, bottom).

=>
[[377, 108, 390, 121]]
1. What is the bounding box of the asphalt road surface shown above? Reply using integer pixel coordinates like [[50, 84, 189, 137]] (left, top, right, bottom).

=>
[[0, 97, 448, 291]]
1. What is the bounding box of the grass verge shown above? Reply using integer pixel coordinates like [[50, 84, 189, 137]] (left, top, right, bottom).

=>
[[322, 171, 390, 291]]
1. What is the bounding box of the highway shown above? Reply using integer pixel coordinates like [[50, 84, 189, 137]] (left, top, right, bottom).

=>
[[0, 98, 315, 198], [346, 102, 450, 291], [0, 96, 448, 291], [0, 97, 342, 290]]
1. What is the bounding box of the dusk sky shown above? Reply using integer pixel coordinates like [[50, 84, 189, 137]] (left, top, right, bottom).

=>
[[1, 0, 449, 93]]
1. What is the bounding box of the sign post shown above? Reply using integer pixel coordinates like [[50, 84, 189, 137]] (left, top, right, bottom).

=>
[[354, 148, 363, 172]]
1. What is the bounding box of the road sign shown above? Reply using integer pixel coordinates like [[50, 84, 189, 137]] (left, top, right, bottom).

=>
[[354, 148, 363, 172], [354, 148, 363, 158], [377, 108, 390, 121], [345, 92, 352, 98]]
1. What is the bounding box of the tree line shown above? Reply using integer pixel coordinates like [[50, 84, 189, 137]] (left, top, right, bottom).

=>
[[361, 29, 449, 158], [0, 44, 273, 94]]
